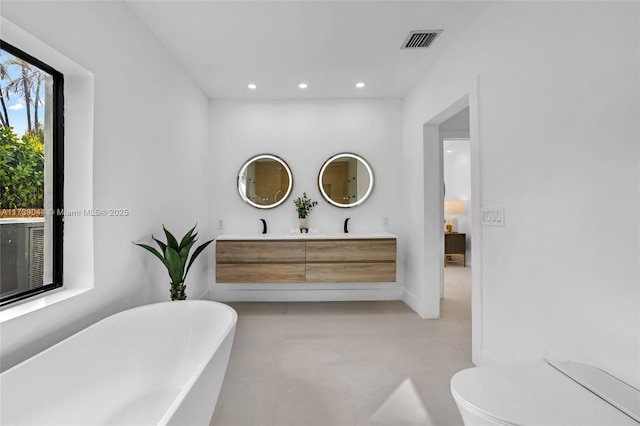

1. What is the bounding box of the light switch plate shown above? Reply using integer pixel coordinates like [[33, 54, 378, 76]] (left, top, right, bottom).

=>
[[481, 206, 505, 227]]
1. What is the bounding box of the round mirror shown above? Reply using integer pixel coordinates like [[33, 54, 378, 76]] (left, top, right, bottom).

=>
[[237, 154, 293, 209], [318, 153, 374, 208]]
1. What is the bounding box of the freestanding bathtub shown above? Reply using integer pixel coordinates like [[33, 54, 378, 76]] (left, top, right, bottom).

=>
[[0, 300, 237, 425]]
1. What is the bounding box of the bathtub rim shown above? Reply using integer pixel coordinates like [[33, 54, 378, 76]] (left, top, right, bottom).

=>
[[1, 299, 237, 374]]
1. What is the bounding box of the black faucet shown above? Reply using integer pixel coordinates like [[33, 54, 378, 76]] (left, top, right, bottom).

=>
[[344, 217, 350, 233], [260, 218, 267, 234]]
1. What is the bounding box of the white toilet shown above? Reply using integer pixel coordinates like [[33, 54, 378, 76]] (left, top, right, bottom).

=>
[[450, 359, 640, 425]]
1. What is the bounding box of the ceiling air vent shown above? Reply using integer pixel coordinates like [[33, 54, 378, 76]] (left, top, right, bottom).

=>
[[401, 30, 443, 49]]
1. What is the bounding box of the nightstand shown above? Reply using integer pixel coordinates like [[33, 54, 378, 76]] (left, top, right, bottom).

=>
[[445, 232, 466, 267]]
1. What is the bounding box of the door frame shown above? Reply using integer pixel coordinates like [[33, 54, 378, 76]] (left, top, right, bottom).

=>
[[422, 83, 484, 364]]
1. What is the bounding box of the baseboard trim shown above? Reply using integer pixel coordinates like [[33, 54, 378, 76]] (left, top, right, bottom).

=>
[[401, 288, 423, 318], [210, 286, 402, 302]]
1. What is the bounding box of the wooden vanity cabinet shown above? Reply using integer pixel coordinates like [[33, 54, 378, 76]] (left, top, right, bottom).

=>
[[215, 238, 396, 283], [305, 239, 396, 282], [215, 240, 305, 283]]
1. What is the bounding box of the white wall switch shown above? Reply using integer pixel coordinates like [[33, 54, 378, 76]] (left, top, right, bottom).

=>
[[481, 206, 505, 227]]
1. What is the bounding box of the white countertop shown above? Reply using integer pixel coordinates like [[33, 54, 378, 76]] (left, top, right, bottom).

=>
[[216, 232, 396, 241]]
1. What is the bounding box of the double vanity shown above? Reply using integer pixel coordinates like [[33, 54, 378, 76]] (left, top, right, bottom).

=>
[[215, 233, 397, 284], [213, 152, 400, 300]]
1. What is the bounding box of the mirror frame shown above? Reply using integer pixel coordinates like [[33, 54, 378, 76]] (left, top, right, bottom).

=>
[[237, 154, 293, 209], [317, 152, 374, 208]]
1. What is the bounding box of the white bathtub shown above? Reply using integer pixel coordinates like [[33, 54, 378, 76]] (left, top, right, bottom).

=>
[[0, 300, 237, 425]]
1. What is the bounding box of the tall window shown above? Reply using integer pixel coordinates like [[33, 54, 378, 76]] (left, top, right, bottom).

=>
[[0, 41, 63, 306]]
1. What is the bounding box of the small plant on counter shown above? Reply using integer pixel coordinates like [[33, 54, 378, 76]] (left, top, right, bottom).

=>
[[134, 224, 213, 301], [294, 192, 318, 218]]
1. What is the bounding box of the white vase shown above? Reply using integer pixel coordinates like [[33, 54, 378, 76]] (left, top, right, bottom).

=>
[[299, 217, 309, 232]]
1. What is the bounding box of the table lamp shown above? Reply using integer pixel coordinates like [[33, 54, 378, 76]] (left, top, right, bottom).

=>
[[444, 200, 465, 233]]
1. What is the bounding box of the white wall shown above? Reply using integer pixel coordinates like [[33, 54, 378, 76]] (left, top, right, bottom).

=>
[[403, 1, 640, 386], [208, 99, 403, 299], [0, 1, 210, 371]]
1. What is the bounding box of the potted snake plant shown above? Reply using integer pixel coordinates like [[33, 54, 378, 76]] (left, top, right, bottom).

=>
[[134, 224, 213, 301]]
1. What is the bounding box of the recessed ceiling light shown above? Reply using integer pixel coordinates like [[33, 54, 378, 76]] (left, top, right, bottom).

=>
[[446, 150, 453, 153], [248, 83, 257, 90], [298, 83, 308, 89], [356, 82, 365, 88]]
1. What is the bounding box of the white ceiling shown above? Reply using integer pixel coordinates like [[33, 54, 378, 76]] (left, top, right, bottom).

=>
[[126, 1, 489, 100]]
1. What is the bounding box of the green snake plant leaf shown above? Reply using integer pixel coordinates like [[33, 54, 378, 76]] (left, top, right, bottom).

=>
[[185, 239, 214, 277], [178, 239, 196, 272], [179, 224, 197, 250], [152, 236, 167, 255], [164, 246, 184, 285], [133, 243, 168, 269], [163, 225, 180, 251]]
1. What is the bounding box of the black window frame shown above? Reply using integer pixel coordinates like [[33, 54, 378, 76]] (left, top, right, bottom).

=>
[[0, 40, 64, 307]]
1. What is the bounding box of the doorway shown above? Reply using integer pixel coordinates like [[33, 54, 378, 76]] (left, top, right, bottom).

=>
[[441, 107, 471, 301], [422, 90, 483, 364], [441, 107, 471, 273], [443, 136, 471, 306]]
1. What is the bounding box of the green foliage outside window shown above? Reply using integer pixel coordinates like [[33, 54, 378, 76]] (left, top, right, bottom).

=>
[[0, 126, 44, 209]]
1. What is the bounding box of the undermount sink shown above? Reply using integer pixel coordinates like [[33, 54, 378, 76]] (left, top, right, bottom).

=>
[[251, 233, 328, 239], [281, 233, 326, 238]]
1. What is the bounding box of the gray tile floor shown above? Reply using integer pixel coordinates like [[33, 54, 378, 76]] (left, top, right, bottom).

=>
[[211, 265, 472, 426]]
